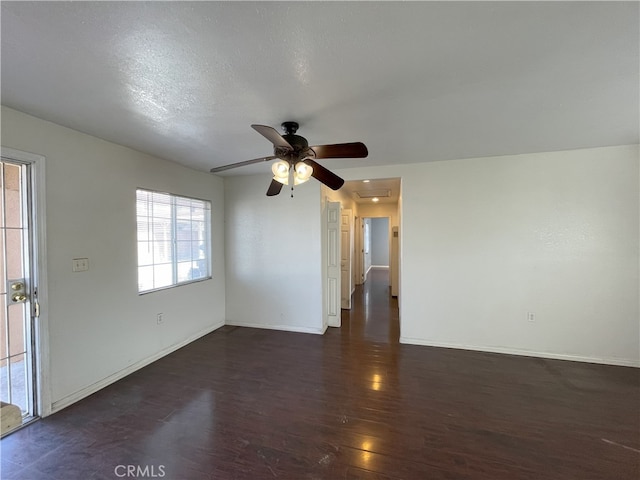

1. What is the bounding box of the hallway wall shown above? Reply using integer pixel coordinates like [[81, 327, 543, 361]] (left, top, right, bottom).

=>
[[371, 217, 389, 266]]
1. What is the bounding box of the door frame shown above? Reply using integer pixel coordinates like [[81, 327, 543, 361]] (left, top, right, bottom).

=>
[[359, 215, 393, 284], [340, 208, 353, 310], [1, 146, 50, 418], [354, 215, 364, 285]]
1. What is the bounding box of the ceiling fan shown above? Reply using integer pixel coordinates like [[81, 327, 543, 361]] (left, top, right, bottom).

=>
[[209, 122, 368, 196]]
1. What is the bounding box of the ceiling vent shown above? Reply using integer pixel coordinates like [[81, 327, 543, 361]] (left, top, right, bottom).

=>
[[355, 189, 391, 199]]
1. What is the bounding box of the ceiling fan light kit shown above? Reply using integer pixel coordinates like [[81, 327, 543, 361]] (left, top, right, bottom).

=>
[[270, 159, 313, 186], [210, 122, 368, 197], [271, 160, 290, 184], [293, 161, 313, 184]]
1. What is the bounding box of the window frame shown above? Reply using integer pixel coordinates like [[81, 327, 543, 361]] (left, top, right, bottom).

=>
[[136, 188, 212, 295]]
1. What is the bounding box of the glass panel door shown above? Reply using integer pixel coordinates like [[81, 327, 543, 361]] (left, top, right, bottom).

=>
[[0, 159, 36, 428]]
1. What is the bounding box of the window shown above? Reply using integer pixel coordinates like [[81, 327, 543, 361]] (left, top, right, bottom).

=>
[[136, 189, 211, 293]]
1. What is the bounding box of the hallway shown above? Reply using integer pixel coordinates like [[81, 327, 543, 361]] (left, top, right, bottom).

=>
[[1, 269, 638, 479], [340, 267, 399, 344]]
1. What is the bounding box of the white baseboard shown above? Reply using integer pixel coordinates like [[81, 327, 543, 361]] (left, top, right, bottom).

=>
[[50, 321, 225, 414], [365, 265, 389, 282], [225, 320, 325, 335], [399, 337, 640, 368]]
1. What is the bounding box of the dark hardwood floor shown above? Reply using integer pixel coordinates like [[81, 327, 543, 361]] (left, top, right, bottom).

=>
[[2, 268, 638, 479]]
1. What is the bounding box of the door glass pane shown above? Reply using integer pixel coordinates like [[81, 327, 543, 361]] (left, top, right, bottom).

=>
[[8, 302, 26, 357], [0, 295, 6, 361], [0, 232, 4, 294], [5, 229, 23, 279], [0, 165, 4, 229], [4, 163, 22, 229], [0, 358, 8, 404], [9, 353, 27, 413]]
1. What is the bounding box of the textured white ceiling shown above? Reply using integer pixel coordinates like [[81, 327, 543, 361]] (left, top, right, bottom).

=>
[[1, 2, 638, 177]]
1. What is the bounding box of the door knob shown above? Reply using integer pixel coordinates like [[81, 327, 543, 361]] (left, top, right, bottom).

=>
[[11, 293, 27, 303]]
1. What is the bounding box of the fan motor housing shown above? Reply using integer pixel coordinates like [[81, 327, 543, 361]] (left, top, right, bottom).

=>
[[277, 122, 310, 161], [282, 134, 308, 150]]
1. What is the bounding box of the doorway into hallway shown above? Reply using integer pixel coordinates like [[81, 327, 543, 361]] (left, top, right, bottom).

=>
[[340, 267, 399, 344]]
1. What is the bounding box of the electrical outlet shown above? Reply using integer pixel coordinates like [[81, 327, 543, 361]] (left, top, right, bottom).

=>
[[157, 313, 164, 325], [72, 258, 89, 272], [527, 312, 535, 322]]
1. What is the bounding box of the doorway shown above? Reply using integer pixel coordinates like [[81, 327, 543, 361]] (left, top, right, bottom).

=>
[[321, 177, 401, 333], [341, 263, 400, 344], [359, 216, 398, 297], [1, 148, 47, 434], [367, 217, 389, 278]]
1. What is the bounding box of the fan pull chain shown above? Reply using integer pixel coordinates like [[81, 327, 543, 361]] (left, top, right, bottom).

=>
[[291, 185, 294, 198]]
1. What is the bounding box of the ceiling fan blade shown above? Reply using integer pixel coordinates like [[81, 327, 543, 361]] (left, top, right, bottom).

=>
[[210, 155, 278, 173], [304, 159, 345, 190], [266, 179, 284, 196], [309, 142, 368, 159], [251, 124, 293, 149]]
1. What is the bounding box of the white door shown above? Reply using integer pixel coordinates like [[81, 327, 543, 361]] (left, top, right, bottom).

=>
[[0, 157, 39, 429], [340, 209, 353, 309], [325, 201, 341, 327]]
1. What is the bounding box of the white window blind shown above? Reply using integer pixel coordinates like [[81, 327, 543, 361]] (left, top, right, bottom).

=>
[[136, 189, 211, 293]]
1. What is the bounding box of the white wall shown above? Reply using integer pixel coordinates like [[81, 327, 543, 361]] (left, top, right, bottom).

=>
[[322, 184, 358, 212], [1, 106, 226, 411], [337, 145, 640, 366], [224, 174, 324, 334], [371, 217, 389, 266], [358, 203, 399, 230]]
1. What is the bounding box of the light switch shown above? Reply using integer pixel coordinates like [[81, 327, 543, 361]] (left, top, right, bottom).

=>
[[72, 258, 89, 272]]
